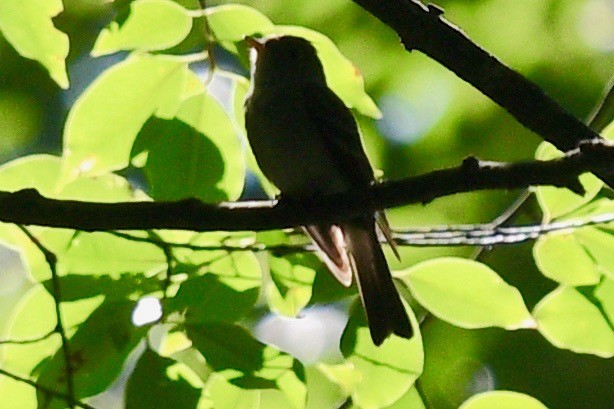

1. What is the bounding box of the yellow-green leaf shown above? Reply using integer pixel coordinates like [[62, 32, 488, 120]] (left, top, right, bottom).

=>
[[92, 0, 193, 56], [0, 0, 69, 88]]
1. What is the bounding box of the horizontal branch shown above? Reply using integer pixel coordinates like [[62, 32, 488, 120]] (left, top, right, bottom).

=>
[[352, 0, 614, 187], [0, 141, 611, 232]]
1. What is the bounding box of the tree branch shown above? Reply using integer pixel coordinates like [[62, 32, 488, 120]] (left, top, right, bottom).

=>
[[351, 0, 614, 186], [0, 142, 611, 232]]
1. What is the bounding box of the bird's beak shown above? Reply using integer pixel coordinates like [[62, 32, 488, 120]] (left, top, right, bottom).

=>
[[245, 36, 265, 53]]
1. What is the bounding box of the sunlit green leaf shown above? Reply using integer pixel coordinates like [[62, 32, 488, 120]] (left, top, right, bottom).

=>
[[386, 386, 426, 409], [534, 142, 603, 221], [574, 227, 614, 279], [533, 286, 614, 357], [92, 0, 192, 56], [304, 366, 348, 409], [533, 232, 601, 286], [401, 258, 533, 329], [61, 54, 189, 184], [0, 0, 69, 88], [340, 301, 423, 408], [45, 231, 166, 276], [460, 390, 548, 409], [125, 348, 201, 408], [267, 255, 316, 317], [595, 278, 614, 324], [187, 323, 306, 407], [205, 4, 274, 43], [203, 374, 298, 409], [172, 91, 245, 201]]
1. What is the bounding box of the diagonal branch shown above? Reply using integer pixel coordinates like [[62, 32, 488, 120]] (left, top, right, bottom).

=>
[[0, 141, 611, 232], [18, 226, 76, 409], [351, 0, 614, 187]]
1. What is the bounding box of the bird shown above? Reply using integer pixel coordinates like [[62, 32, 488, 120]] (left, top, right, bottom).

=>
[[244, 35, 412, 346]]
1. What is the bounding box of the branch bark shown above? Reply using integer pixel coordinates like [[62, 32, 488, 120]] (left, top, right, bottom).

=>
[[351, 0, 614, 186], [0, 141, 611, 232]]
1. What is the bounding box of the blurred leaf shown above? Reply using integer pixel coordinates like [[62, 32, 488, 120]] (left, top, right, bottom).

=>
[[61, 54, 189, 184], [534, 142, 603, 222], [459, 390, 548, 409], [267, 255, 316, 317], [125, 348, 201, 409], [265, 25, 382, 119], [187, 323, 306, 407], [533, 232, 601, 286], [401, 258, 533, 329], [171, 273, 259, 323], [92, 0, 192, 56], [0, 0, 69, 88], [37, 301, 148, 408], [533, 286, 614, 357], [340, 301, 423, 408]]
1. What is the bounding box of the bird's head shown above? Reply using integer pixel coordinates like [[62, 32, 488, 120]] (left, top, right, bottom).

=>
[[246, 35, 326, 84]]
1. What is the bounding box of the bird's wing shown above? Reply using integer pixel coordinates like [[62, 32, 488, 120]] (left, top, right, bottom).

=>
[[301, 80, 374, 187]]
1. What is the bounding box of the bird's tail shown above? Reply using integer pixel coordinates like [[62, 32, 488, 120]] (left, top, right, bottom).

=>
[[342, 217, 413, 346]]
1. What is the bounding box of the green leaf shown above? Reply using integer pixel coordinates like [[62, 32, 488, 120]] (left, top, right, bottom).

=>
[[595, 278, 614, 324], [203, 374, 298, 409], [533, 286, 614, 357], [44, 231, 166, 276], [401, 258, 533, 329], [171, 273, 259, 323], [92, 0, 192, 56], [574, 227, 614, 279], [170, 91, 245, 201], [304, 366, 348, 409], [267, 255, 316, 317], [37, 301, 148, 408], [229, 71, 250, 132], [386, 386, 426, 409], [264, 26, 382, 119], [460, 391, 548, 409], [205, 4, 274, 43], [207, 251, 262, 291], [125, 348, 201, 409], [533, 232, 601, 285], [0, 0, 69, 88], [187, 323, 307, 408], [0, 154, 61, 194], [61, 54, 189, 183], [340, 301, 423, 408], [534, 142, 603, 221]]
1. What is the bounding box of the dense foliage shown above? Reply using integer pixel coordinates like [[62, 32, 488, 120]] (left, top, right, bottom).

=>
[[0, 1, 612, 408]]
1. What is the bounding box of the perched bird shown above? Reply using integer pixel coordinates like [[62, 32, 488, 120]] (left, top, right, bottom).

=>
[[245, 35, 412, 346]]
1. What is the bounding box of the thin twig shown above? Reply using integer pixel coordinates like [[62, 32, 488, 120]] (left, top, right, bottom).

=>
[[105, 212, 613, 252], [0, 368, 94, 409], [17, 226, 76, 409]]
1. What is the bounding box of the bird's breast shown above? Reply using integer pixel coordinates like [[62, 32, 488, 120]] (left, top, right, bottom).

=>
[[246, 87, 348, 196]]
